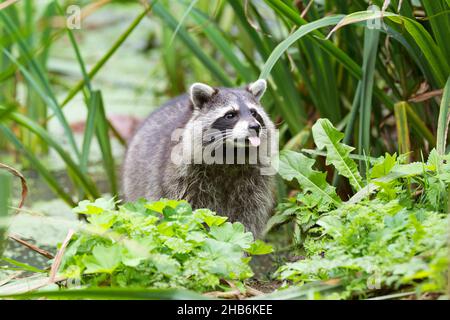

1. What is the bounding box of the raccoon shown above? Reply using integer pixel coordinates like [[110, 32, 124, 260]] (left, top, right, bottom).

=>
[[122, 79, 277, 236]]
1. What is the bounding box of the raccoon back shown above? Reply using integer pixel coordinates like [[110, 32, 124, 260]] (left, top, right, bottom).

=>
[[122, 94, 192, 201]]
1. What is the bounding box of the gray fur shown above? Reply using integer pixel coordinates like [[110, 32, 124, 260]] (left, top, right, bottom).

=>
[[122, 81, 276, 236]]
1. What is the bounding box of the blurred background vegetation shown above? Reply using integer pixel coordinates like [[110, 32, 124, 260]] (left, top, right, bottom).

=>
[[1, 0, 449, 205], [0, 0, 449, 284]]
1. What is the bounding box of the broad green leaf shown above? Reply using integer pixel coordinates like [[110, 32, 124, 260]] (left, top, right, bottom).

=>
[[194, 208, 228, 227], [312, 119, 363, 191], [246, 240, 273, 255], [151, 254, 180, 276], [83, 245, 121, 274], [73, 198, 115, 215], [145, 199, 184, 214], [279, 150, 341, 206], [209, 222, 254, 249]]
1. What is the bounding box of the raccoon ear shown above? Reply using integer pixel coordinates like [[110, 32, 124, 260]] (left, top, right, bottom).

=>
[[247, 79, 267, 101], [190, 83, 216, 108]]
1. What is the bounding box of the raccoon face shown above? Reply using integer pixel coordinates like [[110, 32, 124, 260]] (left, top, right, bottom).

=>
[[189, 79, 270, 149]]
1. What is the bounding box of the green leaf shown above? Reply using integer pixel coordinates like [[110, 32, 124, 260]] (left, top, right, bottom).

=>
[[316, 215, 343, 238], [194, 208, 228, 227], [246, 240, 273, 255], [371, 153, 397, 179], [279, 150, 341, 206], [73, 198, 115, 215], [151, 254, 180, 276], [83, 245, 121, 274], [145, 199, 184, 214], [312, 119, 363, 191], [349, 162, 425, 203], [209, 222, 254, 249]]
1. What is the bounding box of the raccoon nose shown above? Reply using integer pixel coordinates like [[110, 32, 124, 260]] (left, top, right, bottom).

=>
[[248, 122, 261, 135]]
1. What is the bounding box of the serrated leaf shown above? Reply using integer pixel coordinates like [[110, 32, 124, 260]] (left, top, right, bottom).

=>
[[349, 162, 426, 203], [316, 215, 343, 238], [371, 153, 397, 179], [279, 150, 341, 206], [426, 149, 441, 171], [312, 119, 363, 191]]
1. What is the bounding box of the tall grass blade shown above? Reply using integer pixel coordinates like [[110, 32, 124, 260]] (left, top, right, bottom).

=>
[[259, 15, 344, 79], [421, 0, 450, 63], [404, 102, 436, 146], [169, 0, 199, 45], [59, 4, 153, 108], [2, 49, 80, 160], [358, 27, 379, 167], [394, 102, 411, 157], [187, 5, 255, 82], [0, 108, 100, 200], [328, 10, 449, 87], [437, 77, 450, 155], [80, 95, 99, 173], [94, 91, 118, 196], [153, 2, 233, 86]]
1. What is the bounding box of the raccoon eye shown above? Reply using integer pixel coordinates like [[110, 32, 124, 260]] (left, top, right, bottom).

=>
[[250, 109, 257, 117], [224, 111, 237, 119]]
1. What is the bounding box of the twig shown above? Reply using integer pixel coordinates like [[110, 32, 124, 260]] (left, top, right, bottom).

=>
[[368, 291, 416, 300], [49, 229, 75, 283], [245, 285, 264, 297], [408, 89, 443, 103], [203, 290, 242, 299], [8, 233, 54, 259], [244, 0, 272, 37], [0, 0, 20, 11], [0, 274, 66, 295], [0, 162, 28, 211], [0, 271, 23, 287], [300, 0, 314, 19]]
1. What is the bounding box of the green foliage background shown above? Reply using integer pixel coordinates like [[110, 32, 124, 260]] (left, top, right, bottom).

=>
[[0, 0, 449, 300]]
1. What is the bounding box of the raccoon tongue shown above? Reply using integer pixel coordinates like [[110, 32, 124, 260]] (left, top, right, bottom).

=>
[[248, 136, 261, 147]]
